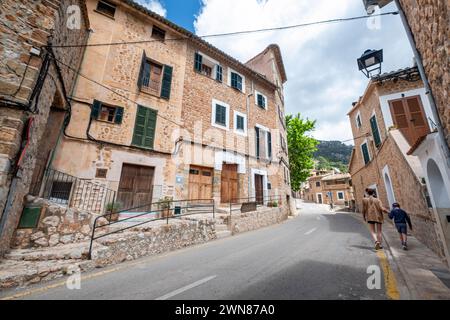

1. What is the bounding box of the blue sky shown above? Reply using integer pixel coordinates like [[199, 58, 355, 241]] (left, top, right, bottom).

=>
[[135, 0, 413, 143], [162, 0, 200, 32]]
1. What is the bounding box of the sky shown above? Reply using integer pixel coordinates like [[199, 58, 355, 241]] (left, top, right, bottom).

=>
[[133, 0, 414, 144]]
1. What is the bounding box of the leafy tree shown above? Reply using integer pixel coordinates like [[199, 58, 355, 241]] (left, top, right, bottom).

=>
[[286, 114, 319, 191]]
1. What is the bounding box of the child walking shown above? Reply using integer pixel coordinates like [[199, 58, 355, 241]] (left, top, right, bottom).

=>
[[388, 203, 413, 250]]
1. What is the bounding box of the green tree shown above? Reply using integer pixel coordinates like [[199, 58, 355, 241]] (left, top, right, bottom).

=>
[[286, 114, 319, 191]]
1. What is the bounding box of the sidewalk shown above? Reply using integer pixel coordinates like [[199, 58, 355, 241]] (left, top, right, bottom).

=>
[[351, 211, 450, 300]]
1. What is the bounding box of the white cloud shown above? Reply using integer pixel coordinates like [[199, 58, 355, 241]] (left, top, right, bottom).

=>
[[194, 0, 413, 142], [134, 0, 167, 17]]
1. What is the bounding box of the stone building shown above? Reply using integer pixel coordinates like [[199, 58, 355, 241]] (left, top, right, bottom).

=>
[[347, 66, 449, 262], [0, 0, 90, 256], [48, 0, 292, 218], [302, 169, 353, 206]]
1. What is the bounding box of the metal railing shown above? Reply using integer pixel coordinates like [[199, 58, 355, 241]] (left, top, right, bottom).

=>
[[32, 168, 116, 214], [88, 199, 215, 259]]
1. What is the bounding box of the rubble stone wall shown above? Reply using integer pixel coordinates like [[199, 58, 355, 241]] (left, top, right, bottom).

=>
[[227, 206, 288, 235]]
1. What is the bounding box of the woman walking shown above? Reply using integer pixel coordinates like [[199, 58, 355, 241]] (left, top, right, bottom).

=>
[[362, 189, 389, 250]]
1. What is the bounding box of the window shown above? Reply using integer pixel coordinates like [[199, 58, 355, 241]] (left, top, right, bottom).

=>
[[96, 0, 116, 18], [132, 105, 157, 149], [280, 133, 287, 152], [316, 181, 321, 187], [255, 125, 272, 159], [151, 25, 165, 41], [194, 52, 223, 82], [96, 168, 108, 178], [234, 111, 247, 135], [90, 100, 124, 124], [337, 191, 345, 200], [370, 114, 382, 148], [211, 99, 229, 130], [50, 181, 73, 204], [230, 72, 243, 91], [355, 112, 362, 129], [255, 91, 267, 109], [138, 51, 173, 100], [361, 141, 371, 165]]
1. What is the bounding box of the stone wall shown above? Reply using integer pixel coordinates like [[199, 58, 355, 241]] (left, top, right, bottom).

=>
[[225, 206, 288, 235], [92, 218, 216, 267], [11, 196, 101, 249], [399, 0, 450, 147], [0, 0, 90, 256]]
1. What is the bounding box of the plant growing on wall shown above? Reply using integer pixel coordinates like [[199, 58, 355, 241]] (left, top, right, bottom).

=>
[[158, 196, 173, 218], [286, 113, 319, 192], [106, 202, 121, 221]]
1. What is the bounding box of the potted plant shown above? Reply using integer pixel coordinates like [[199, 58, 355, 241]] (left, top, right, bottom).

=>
[[158, 196, 173, 218], [106, 202, 121, 222]]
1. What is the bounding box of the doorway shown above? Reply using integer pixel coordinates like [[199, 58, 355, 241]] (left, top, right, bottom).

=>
[[117, 164, 154, 211], [255, 174, 264, 205], [221, 164, 238, 203], [188, 165, 213, 201], [317, 193, 323, 204]]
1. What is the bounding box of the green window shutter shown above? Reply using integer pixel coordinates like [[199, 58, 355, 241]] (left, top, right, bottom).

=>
[[236, 115, 244, 130], [268, 131, 272, 158], [160, 65, 173, 100], [137, 51, 147, 90], [132, 105, 157, 149], [132, 105, 147, 146], [215, 104, 226, 126], [91, 100, 102, 119], [231, 72, 242, 90], [257, 94, 264, 107], [114, 107, 124, 124], [194, 52, 202, 72], [370, 116, 381, 147], [18, 206, 42, 229], [216, 65, 223, 82], [143, 108, 157, 148], [362, 143, 370, 164], [255, 127, 260, 158]]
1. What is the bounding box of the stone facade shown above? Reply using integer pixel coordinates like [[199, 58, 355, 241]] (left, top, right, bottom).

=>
[[0, 0, 90, 256], [302, 170, 353, 206], [225, 206, 288, 235], [399, 0, 449, 147], [348, 73, 446, 257]]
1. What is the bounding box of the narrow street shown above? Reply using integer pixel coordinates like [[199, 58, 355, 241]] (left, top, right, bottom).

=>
[[1, 202, 391, 300]]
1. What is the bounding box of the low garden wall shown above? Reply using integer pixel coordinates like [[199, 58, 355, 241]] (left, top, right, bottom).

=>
[[228, 206, 289, 235]]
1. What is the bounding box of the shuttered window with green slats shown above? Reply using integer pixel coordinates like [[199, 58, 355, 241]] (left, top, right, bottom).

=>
[[132, 105, 157, 149], [370, 115, 382, 148], [215, 104, 227, 126], [361, 142, 370, 165]]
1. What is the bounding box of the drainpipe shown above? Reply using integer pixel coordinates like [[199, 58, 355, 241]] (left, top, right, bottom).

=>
[[394, 0, 450, 168], [246, 82, 254, 199]]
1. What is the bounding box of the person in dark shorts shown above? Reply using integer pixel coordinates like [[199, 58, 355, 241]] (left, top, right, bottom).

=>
[[388, 203, 413, 250]]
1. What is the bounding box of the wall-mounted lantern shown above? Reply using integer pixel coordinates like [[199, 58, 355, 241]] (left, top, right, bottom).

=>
[[357, 49, 383, 78], [362, 0, 392, 14]]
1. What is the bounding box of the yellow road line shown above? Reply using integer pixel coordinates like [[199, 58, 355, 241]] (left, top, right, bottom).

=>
[[376, 248, 400, 300]]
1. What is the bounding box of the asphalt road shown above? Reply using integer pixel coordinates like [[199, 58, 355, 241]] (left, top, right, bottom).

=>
[[2, 202, 389, 300]]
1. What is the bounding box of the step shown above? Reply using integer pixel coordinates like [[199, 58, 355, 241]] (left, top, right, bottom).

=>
[[215, 224, 229, 232], [4, 242, 98, 261], [216, 230, 232, 239]]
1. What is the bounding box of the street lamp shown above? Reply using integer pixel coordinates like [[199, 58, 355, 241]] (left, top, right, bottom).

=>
[[362, 0, 392, 14], [357, 49, 383, 78]]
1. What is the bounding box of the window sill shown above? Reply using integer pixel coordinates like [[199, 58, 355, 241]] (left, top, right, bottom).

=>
[[95, 119, 121, 125], [131, 144, 154, 151], [212, 123, 229, 131], [94, 9, 115, 20], [140, 87, 169, 100], [194, 69, 222, 84]]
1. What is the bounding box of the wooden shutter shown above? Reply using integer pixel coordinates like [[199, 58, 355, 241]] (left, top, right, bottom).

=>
[[137, 51, 147, 90], [361, 143, 370, 164], [370, 115, 381, 147], [255, 127, 260, 158], [114, 107, 124, 124], [194, 52, 202, 72], [216, 65, 222, 82], [91, 100, 102, 119], [215, 104, 226, 126], [132, 105, 157, 149], [268, 131, 272, 158], [160, 65, 173, 100]]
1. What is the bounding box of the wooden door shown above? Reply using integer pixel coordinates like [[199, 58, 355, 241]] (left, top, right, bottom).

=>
[[189, 166, 213, 201], [117, 164, 154, 211], [389, 96, 430, 146], [221, 164, 238, 203], [255, 174, 264, 204]]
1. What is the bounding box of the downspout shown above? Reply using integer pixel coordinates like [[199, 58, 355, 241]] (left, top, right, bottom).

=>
[[246, 81, 254, 199], [394, 0, 450, 168]]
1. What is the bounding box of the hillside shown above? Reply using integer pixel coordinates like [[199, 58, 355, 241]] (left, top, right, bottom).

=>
[[314, 141, 353, 173]]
